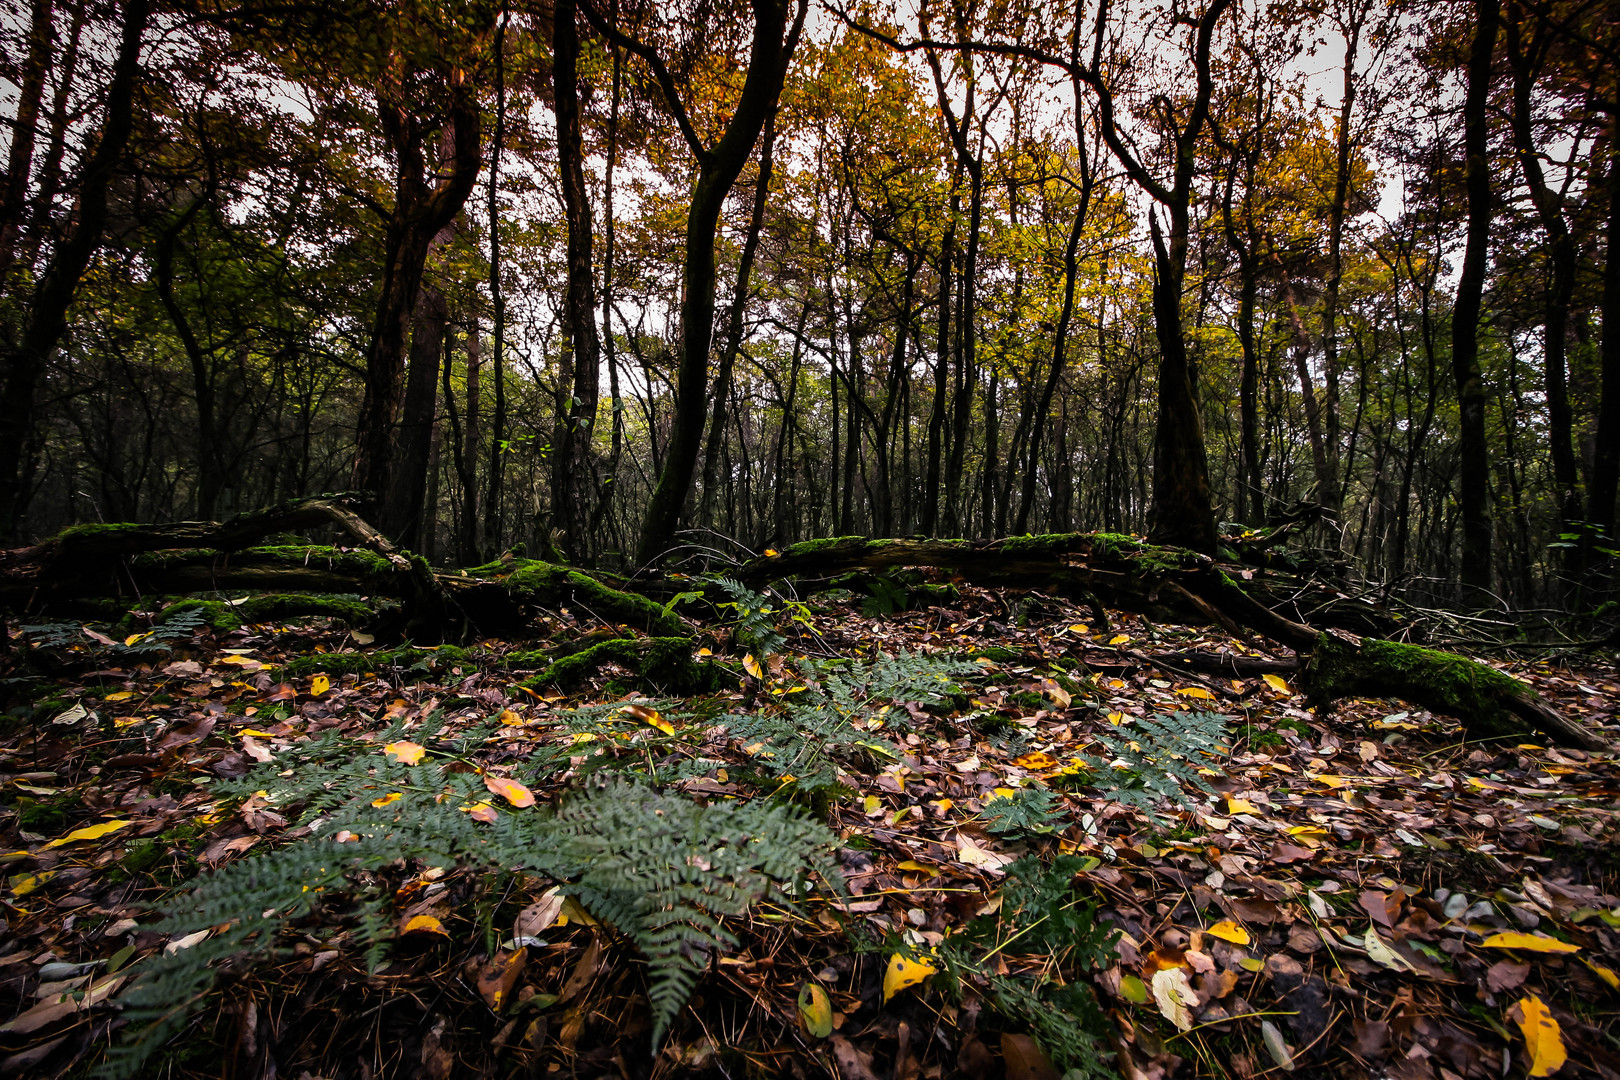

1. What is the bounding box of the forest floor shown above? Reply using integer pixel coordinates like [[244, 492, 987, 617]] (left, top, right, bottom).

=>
[[1, 580, 1618, 1080]]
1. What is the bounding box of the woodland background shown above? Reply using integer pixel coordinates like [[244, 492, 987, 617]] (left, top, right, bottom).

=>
[[0, 0, 1616, 603]]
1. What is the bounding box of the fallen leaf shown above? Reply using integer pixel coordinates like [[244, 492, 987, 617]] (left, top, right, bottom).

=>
[[371, 792, 403, 808], [1227, 796, 1262, 816], [401, 915, 449, 938], [1486, 961, 1530, 993], [1262, 673, 1291, 694], [1363, 926, 1416, 972], [1001, 1032, 1060, 1080], [1205, 920, 1251, 946], [45, 820, 131, 848], [1510, 994, 1566, 1077], [383, 741, 426, 765], [883, 954, 937, 1003], [1011, 751, 1058, 770], [496, 709, 523, 726], [1150, 967, 1197, 1032], [798, 982, 834, 1038], [310, 674, 330, 696], [484, 774, 535, 808], [476, 947, 528, 1010], [1260, 1020, 1295, 1072], [1176, 686, 1214, 700], [460, 801, 498, 823], [1481, 932, 1579, 953], [514, 887, 565, 941], [742, 653, 764, 680], [955, 833, 1014, 871]]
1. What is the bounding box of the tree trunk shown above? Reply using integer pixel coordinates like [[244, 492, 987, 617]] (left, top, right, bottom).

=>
[[1592, 106, 1620, 541], [389, 281, 448, 550], [618, 0, 802, 565], [484, 6, 510, 561], [0, 0, 54, 279], [351, 69, 481, 527], [1451, 0, 1499, 594], [0, 0, 148, 542]]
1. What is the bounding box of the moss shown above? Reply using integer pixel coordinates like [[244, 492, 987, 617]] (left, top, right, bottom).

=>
[[998, 532, 1083, 554], [281, 644, 471, 680], [154, 599, 242, 633], [517, 637, 726, 694], [243, 545, 397, 579], [235, 594, 375, 626], [1302, 635, 1530, 739], [971, 646, 1023, 665], [780, 536, 868, 557], [496, 560, 684, 636], [130, 548, 223, 570]]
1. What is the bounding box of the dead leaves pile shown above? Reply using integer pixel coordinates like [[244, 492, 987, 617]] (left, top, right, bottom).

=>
[[0, 588, 1617, 1079]]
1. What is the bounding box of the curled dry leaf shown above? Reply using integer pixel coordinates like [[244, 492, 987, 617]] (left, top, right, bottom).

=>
[[1150, 967, 1197, 1032]]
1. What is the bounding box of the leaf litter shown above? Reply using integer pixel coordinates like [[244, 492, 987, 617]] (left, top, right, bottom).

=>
[[0, 582, 1616, 1078]]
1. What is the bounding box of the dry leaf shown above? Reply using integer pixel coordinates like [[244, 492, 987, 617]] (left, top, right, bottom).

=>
[[1227, 796, 1262, 816], [477, 948, 528, 1011], [383, 741, 426, 765], [1262, 673, 1291, 694], [402, 915, 449, 938], [742, 653, 764, 679], [955, 833, 1014, 871], [1150, 967, 1197, 1032], [1362, 926, 1416, 972], [460, 801, 498, 823], [371, 792, 403, 808], [883, 954, 937, 1003], [798, 982, 834, 1038], [1510, 994, 1566, 1077], [1482, 932, 1579, 953], [1205, 920, 1251, 946], [45, 820, 131, 848], [484, 774, 535, 808], [310, 674, 330, 696]]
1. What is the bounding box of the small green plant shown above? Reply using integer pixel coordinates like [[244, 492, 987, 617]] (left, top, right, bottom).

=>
[[1079, 711, 1227, 822], [982, 785, 1066, 839], [708, 577, 812, 657]]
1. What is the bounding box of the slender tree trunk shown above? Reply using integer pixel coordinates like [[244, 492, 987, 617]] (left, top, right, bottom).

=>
[[459, 317, 482, 565], [154, 199, 221, 520], [0, 0, 148, 542], [484, 6, 509, 559], [1592, 108, 1620, 541], [623, 0, 801, 565], [0, 0, 54, 279], [1318, 7, 1363, 532], [552, 0, 600, 561], [921, 218, 953, 535], [699, 111, 777, 526], [1451, 0, 1499, 594]]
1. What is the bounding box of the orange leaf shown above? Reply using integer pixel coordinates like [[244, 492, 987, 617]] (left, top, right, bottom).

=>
[[383, 741, 426, 765], [402, 914, 449, 938], [485, 774, 535, 808], [460, 801, 499, 824]]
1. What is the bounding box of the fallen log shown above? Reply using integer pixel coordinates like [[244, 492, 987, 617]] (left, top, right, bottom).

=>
[[0, 496, 682, 639], [735, 534, 1609, 752]]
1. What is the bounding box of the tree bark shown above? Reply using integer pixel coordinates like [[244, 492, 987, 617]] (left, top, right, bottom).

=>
[[0, 0, 54, 280], [1593, 106, 1620, 541], [351, 65, 481, 528], [0, 0, 149, 542], [1451, 0, 1499, 594]]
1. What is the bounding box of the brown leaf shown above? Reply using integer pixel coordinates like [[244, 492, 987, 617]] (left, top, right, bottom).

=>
[[1350, 1018, 1390, 1062], [829, 1036, 882, 1080], [1267, 842, 1315, 865], [556, 937, 601, 1005], [1486, 960, 1530, 993], [476, 947, 528, 1011], [1228, 897, 1284, 924], [1001, 1033, 1060, 1080], [1358, 890, 1394, 929]]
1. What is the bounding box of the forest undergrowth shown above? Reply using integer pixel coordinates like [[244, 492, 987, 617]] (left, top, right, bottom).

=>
[[0, 579, 1617, 1080]]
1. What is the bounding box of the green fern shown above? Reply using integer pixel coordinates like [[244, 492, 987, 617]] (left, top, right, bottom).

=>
[[1081, 710, 1227, 821], [982, 785, 1066, 838], [103, 766, 839, 1076]]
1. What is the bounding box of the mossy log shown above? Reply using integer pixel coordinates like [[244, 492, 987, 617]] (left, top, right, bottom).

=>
[[0, 497, 683, 639], [736, 534, 1607, 751]]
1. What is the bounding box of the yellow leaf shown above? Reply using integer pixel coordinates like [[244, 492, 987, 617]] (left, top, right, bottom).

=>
[[1226, 797, 1262, 816], [1583, 960, 1620, 990], [1176, 686, 1214, 700], [123, 632, 151, 646], [742, 653, 764, 680], [1262, 673, 1291, 694], [1205, 920, 1251, 946], [1287, 825, 1330, 842], [1106, 711, 1125, 725], [863, 795, 883, 816], [104, 691, 135, 702], [310, 675, 330, 696], [402, 914, 449, 938], [623, 704, 675, 736], [45, 820, 132, 848], [460, 801, 498, 824], [1069, 624, 1089, 634], [1012, 751, 1059, 770], [238, 728, 278, 738], [485, 774, 535, 808], [1311, 773, 1348, 789], [383, 741, 426, 765], [496, 709, 523, 726], [8, 871, 55, 897], [1046, 681, 1072, 708], [1511, 994, 1566, 1077], [798, 982, 833, 1038], [764, 548, 780, 558], [1108, 634, 1130, 645], [895, 860, 939, 877], [1363, 926, 1417, 972], [371, 792, 403, 808], [216, 654, 259, 667], [1482, 932, 1579, 954], [882, 954, 937, 1003]]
